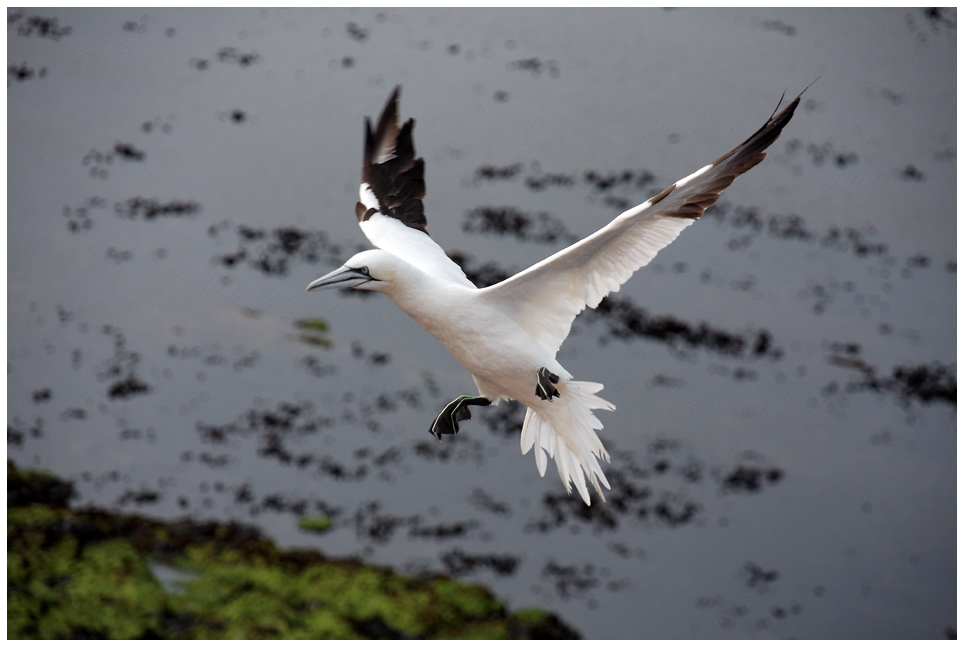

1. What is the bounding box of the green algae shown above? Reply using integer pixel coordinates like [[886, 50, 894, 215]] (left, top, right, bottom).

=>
[[294, 318, 331, 348], [296, 515, 333, 534], [7, 462, 579, 639]]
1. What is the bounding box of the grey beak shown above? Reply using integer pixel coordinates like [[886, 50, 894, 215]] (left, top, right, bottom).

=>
[[306, 266, 372, 291]]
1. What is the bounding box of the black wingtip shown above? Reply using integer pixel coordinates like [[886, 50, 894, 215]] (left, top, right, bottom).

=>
[[358, 85, 430, 235], [768, 91, 787, 121], [710, 83, 811, 168], [769, 76, 821, 124], [363, 87, 403, 184], [380, 86, 401, 124]]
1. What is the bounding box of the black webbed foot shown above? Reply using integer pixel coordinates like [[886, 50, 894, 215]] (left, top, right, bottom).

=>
[[429, 395, 492, 440], [535, 367, 561, 401]]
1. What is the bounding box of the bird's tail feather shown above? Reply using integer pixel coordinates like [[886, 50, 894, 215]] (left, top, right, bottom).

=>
[[520, 381, 615, 505]]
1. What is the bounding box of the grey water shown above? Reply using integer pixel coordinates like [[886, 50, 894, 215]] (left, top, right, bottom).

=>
[[7, 8, 956, 639]]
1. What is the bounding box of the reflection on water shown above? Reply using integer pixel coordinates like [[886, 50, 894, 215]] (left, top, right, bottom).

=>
[[8, 7, 955, 639]]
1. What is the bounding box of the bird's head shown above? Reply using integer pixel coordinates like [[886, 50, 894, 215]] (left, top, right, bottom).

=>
[[306, 249, 399, 293]]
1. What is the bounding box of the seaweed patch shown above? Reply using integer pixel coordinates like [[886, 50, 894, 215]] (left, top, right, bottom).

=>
[[462, 206, 578, 244]]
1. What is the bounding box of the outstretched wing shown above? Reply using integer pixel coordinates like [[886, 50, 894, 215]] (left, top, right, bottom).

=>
[[355, 86, 475, 288], [481, 91, 803, 355]]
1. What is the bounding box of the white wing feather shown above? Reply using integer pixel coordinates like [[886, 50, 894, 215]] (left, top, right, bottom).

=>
[[480, 202, 696, 354], [481, 93, 802, 355]]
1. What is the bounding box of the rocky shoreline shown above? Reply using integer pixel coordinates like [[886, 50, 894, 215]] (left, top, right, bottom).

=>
[[7, 461, 579, 639]]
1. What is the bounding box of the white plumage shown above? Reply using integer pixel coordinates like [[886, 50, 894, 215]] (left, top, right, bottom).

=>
[[307, 86, 802, 504], [358, 209, 475, 290]]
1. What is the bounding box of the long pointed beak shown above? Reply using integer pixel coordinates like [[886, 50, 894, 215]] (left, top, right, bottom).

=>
[[306, 266, 372, 291]]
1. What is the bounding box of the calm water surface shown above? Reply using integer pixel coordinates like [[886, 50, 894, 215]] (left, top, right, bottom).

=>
[[7, 8, 956, 639]]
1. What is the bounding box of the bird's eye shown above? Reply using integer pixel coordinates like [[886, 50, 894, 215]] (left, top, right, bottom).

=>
[[359, 266, 370, 276]]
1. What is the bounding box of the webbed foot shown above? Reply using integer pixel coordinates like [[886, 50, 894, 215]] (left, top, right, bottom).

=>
[[429, 395, 492, 440], [535, 367, 561, 401]]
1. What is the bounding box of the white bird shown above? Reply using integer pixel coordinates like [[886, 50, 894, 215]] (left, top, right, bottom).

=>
[[308, 86, 801, 505]]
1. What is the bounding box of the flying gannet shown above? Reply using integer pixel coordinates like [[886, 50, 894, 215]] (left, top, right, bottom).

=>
[[308, 86, 801, 505]]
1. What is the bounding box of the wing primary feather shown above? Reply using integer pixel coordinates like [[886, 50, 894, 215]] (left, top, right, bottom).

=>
[[364, 86, 401, 172], [711, 91, 801, 167], [359, 86, 430, 235], [648, 183, 676, 206]]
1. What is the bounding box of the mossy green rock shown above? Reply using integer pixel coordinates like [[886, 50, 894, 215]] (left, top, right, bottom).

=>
[[7, 462, 579, 639]]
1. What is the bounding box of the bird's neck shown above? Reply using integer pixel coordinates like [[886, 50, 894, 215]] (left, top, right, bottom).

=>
[[382, 267, 467, 335]]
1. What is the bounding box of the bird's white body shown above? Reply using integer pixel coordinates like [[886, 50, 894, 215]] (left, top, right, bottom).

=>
[[377, 253, 564, 408], [332, 242, 615, 504], [308, 87, 802, 504]]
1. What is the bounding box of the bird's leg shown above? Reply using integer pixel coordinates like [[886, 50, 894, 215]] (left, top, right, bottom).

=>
[[429, 395, 492, 440], [535, 367, 561, 401]]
